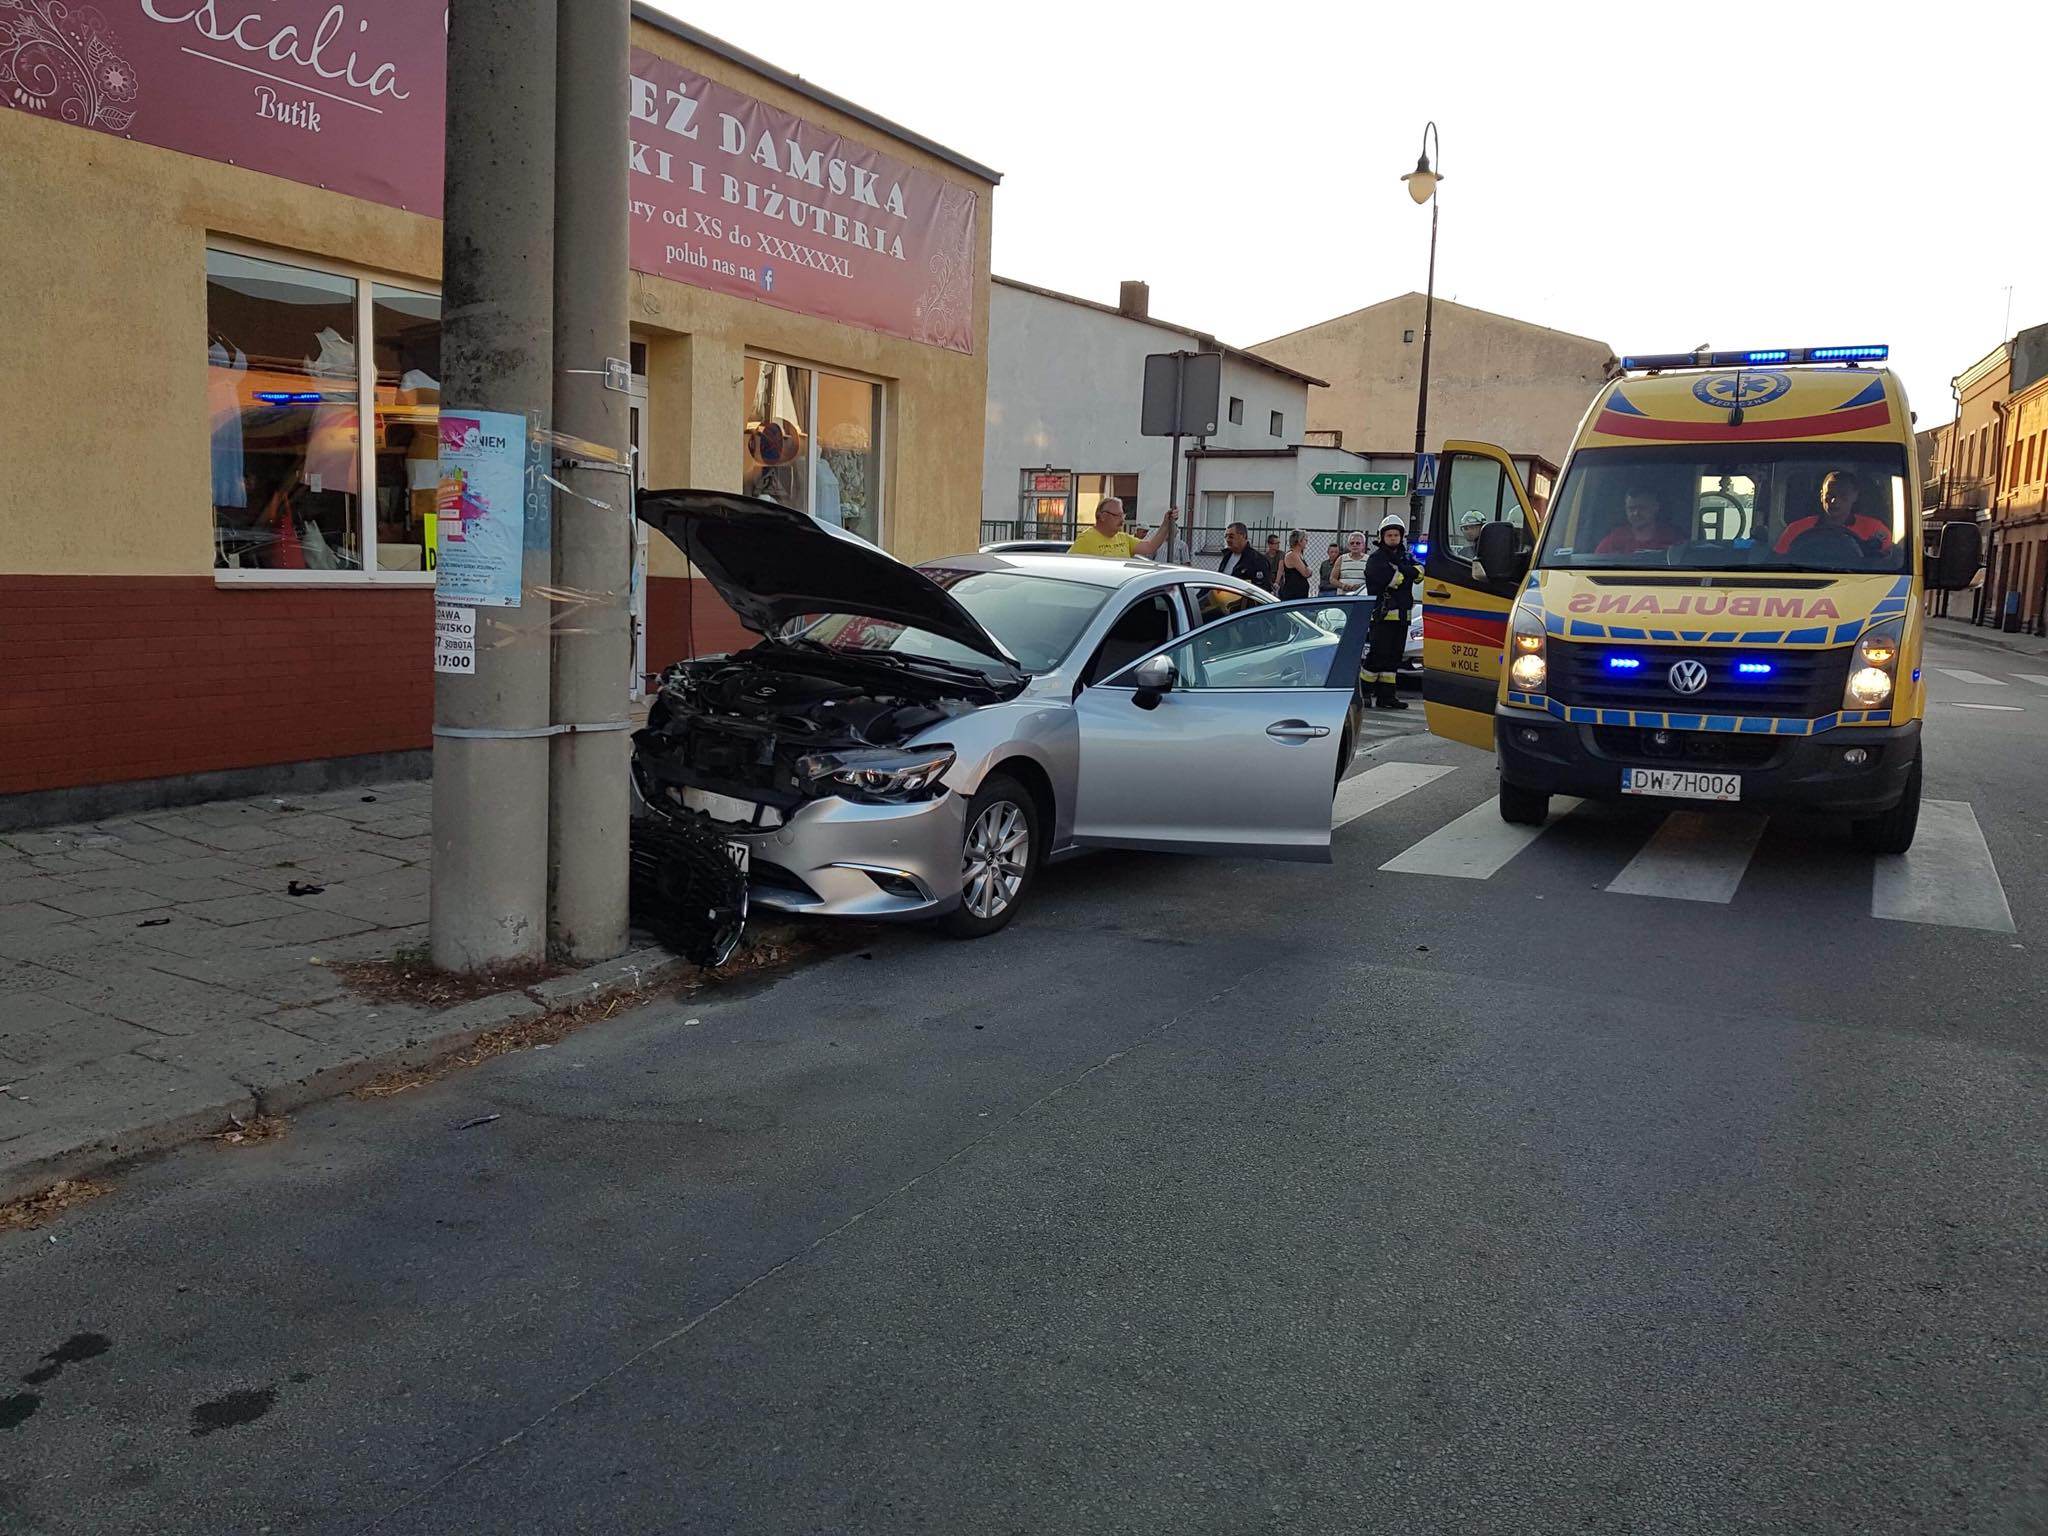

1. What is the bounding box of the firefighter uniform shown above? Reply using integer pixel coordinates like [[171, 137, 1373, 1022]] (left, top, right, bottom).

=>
[[1362, 528, 1421, 708]]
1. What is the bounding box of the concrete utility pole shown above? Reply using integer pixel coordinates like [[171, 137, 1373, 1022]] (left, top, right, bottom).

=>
[[429, 0, 558, 970], [546, 0, 633, 961]]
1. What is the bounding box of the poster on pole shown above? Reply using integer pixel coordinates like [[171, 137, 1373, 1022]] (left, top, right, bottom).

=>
[[435, 411, 527, 608]]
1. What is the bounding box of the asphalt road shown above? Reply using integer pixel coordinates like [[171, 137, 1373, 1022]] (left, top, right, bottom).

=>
[[2, 633, 2042, 1535]]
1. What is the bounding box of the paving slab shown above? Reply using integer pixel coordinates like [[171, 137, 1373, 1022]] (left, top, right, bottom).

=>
[[35, 884, 171, 919], [0, 776, 714, 1203]]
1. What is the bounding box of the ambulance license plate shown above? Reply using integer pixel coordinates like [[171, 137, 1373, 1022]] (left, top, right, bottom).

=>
[[1620, 768, 1742, 802]]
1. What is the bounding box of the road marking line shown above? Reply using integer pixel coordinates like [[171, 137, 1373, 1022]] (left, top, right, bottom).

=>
[[1605, 812, 1768, 903], [1947, 702, 2025, 711], [1380, 795, 1583, 879], [1333, 762, 1459, 828], [1936, 668, 2007, 686], [2012, 673, 2048, 688], [1871, 800, 2016, 933]]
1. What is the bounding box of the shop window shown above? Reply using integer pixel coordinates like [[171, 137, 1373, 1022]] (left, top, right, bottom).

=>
[[206, 247, 438, 579], [1020, 469, 1073, 533], [745, 356, 883, 545]]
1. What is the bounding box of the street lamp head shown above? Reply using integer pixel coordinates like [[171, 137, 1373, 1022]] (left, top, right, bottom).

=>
[[1402, 154, 1441, 205]]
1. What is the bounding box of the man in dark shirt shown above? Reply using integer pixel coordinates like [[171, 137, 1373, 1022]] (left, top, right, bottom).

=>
[[1217, 522, 1272, 587]]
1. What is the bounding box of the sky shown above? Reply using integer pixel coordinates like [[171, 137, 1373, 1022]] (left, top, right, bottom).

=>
[[652, 0, 2046, 429]]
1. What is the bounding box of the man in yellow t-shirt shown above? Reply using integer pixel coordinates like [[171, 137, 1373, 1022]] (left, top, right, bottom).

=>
[[1069, 497, 1176, 560]]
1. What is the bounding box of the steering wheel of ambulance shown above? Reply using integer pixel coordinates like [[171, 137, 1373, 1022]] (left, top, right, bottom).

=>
[[1787, 523, 1868, 567]]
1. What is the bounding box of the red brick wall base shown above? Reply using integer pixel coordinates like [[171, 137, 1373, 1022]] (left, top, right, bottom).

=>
[[0, 574, 752, 801]]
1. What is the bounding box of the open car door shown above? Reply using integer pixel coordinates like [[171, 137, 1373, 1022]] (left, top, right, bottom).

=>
[[1421, 441, 1539, 750], [1068, 598, 1372, 863]]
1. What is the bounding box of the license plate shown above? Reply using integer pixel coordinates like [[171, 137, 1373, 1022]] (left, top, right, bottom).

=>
[[1620, 768, 1742, 802], [727, 841, 750, 876]]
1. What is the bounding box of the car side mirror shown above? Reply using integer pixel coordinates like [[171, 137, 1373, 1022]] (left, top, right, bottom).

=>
[[1927, 519, 1982, 592], [1475, 521, 1526, 583], [1130, 653, 1177, 709]]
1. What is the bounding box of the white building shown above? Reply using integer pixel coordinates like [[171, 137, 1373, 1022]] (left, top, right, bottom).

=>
[[983, 277, 1324, 541]]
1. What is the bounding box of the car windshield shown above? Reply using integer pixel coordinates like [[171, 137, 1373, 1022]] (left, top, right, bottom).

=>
[[1538, 442, 1913, 575], [797, 569, 1111, 674]]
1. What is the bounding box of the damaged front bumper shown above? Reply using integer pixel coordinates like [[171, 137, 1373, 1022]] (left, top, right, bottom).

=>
[[630, 775, 968, 921]]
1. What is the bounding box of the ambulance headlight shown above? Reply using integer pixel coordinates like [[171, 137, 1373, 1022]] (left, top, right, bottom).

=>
[[1847, 667, 1893, 707], [1508, 605, 1546, 694], [1843, 620, 1903, 709]]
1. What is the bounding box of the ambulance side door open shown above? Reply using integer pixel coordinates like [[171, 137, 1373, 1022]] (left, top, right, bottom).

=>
[[1422, 442, 1539, 750]]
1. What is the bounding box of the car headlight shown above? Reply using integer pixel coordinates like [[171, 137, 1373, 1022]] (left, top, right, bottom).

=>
[[796, 745, 956, 803], [1843, 620, 1902, 709], [1508, 604, 1546, 694]]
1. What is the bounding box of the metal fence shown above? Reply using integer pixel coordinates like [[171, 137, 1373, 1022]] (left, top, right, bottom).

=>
[[979, 520, 1389, 561]]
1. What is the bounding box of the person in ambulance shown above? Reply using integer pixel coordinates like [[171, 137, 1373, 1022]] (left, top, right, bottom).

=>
[[1774, 470, 1894, 558]]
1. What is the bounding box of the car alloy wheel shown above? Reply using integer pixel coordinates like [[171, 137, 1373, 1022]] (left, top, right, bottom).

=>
[[962, 799, 1029, 919]]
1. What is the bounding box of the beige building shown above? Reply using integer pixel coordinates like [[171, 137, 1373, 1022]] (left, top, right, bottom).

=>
[[1253, 294, 1616, 467]]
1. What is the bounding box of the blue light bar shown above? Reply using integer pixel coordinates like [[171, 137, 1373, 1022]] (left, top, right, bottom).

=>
[[1619, 344, 1889, 371], [253, 390, 326, 404], [1606, 656, 1643, 672], [1736, 662, 1773, 675]]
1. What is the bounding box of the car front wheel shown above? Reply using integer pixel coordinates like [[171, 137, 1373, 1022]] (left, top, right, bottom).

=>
[[942, 773, 1039, 939]]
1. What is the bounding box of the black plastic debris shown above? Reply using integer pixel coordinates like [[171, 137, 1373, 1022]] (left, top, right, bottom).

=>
[[629, 814, 749, 968], [286, 881, 326, 897]]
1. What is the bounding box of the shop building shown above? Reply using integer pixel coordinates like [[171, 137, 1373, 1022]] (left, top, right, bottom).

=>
[[981, 277, 1323, 541], [0, 6, 997, 825], [1988, 332, 2048, 635]]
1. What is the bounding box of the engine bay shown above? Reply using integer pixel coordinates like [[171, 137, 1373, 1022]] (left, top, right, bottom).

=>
[[631, 645, 1010, 817]]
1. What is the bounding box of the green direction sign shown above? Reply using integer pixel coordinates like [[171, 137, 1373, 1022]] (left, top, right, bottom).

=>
[[1309, 472, 1409, 497]]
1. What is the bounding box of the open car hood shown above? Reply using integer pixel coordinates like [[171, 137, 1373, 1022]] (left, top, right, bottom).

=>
[[638, 489, 1019, 667]]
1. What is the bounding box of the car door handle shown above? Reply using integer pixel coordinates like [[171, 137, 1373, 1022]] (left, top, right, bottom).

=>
[[1266, 721, 1330, 740]]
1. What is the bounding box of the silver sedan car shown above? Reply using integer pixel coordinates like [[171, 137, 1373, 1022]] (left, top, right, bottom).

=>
[[633, 491, 1373, 937]]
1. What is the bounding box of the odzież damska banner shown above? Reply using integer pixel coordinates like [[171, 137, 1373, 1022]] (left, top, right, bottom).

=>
[[0, 0, 447, 214], [627, 48, 980, 354]]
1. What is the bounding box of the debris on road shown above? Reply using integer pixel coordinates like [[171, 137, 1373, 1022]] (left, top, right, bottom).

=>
[[0, 1178, 113, 1235], [337, 943, 568, 1009], [454, 1113, 501, 1131], [286, 880, 326, 897], [210, 1113, 287, 1147]]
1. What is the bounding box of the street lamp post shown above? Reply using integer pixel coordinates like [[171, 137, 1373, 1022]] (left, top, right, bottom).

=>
[[1402, 122, 1442, 537]]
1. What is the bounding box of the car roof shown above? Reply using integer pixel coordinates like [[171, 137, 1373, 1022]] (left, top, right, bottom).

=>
[[923, 550, 1266, 593]]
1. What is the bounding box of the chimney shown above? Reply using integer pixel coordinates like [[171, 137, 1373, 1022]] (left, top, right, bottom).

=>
[[1117, 280, 1150, 320]]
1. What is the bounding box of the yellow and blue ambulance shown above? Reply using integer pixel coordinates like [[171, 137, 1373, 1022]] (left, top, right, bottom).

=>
[[1419, 344, 1981, 854]]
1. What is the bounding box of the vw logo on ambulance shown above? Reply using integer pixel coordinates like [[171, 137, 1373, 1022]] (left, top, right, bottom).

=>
[[1668, 660, 1709, 696]]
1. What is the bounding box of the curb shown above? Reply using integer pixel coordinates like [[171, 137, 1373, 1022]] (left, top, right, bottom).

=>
[[0, 946, 692, 1207], [1926, 622, 2048, 662]]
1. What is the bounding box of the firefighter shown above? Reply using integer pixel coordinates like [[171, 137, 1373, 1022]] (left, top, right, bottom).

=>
[[1362, 514, 1421, 709]]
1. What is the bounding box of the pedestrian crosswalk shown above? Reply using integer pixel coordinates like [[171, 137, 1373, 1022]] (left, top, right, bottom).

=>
[[1332, 761, 2020, 933], [1935, 668, 2007, 687]]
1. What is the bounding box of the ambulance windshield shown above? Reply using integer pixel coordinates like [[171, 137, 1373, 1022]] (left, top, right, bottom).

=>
[[1537, 443, 1912, 575]]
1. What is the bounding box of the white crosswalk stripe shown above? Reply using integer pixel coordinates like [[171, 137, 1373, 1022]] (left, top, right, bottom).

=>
[[1948, 702, 2025, 712], [1936, 668, 2007, 686], [1605, 812, 1768, 903], [1870, 800, 2016, 933], [2013, 673, 2048, 688], [1378, 795, 1583, 880], [1332, 762, 1459, 828], [1342, 781, 2022, 933]]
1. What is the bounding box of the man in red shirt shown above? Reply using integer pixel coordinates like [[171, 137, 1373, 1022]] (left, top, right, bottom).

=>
[[1595, 488, 1681, 556], [1774, 471, 1894, 556]]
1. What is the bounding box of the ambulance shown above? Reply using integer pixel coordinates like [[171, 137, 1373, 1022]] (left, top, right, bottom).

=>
[[1419, 345, 1981, 854]]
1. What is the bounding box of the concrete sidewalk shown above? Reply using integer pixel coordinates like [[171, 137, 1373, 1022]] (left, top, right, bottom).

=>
[[0, 780, 686, 1200], [1926, 614, 2048, 661]]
